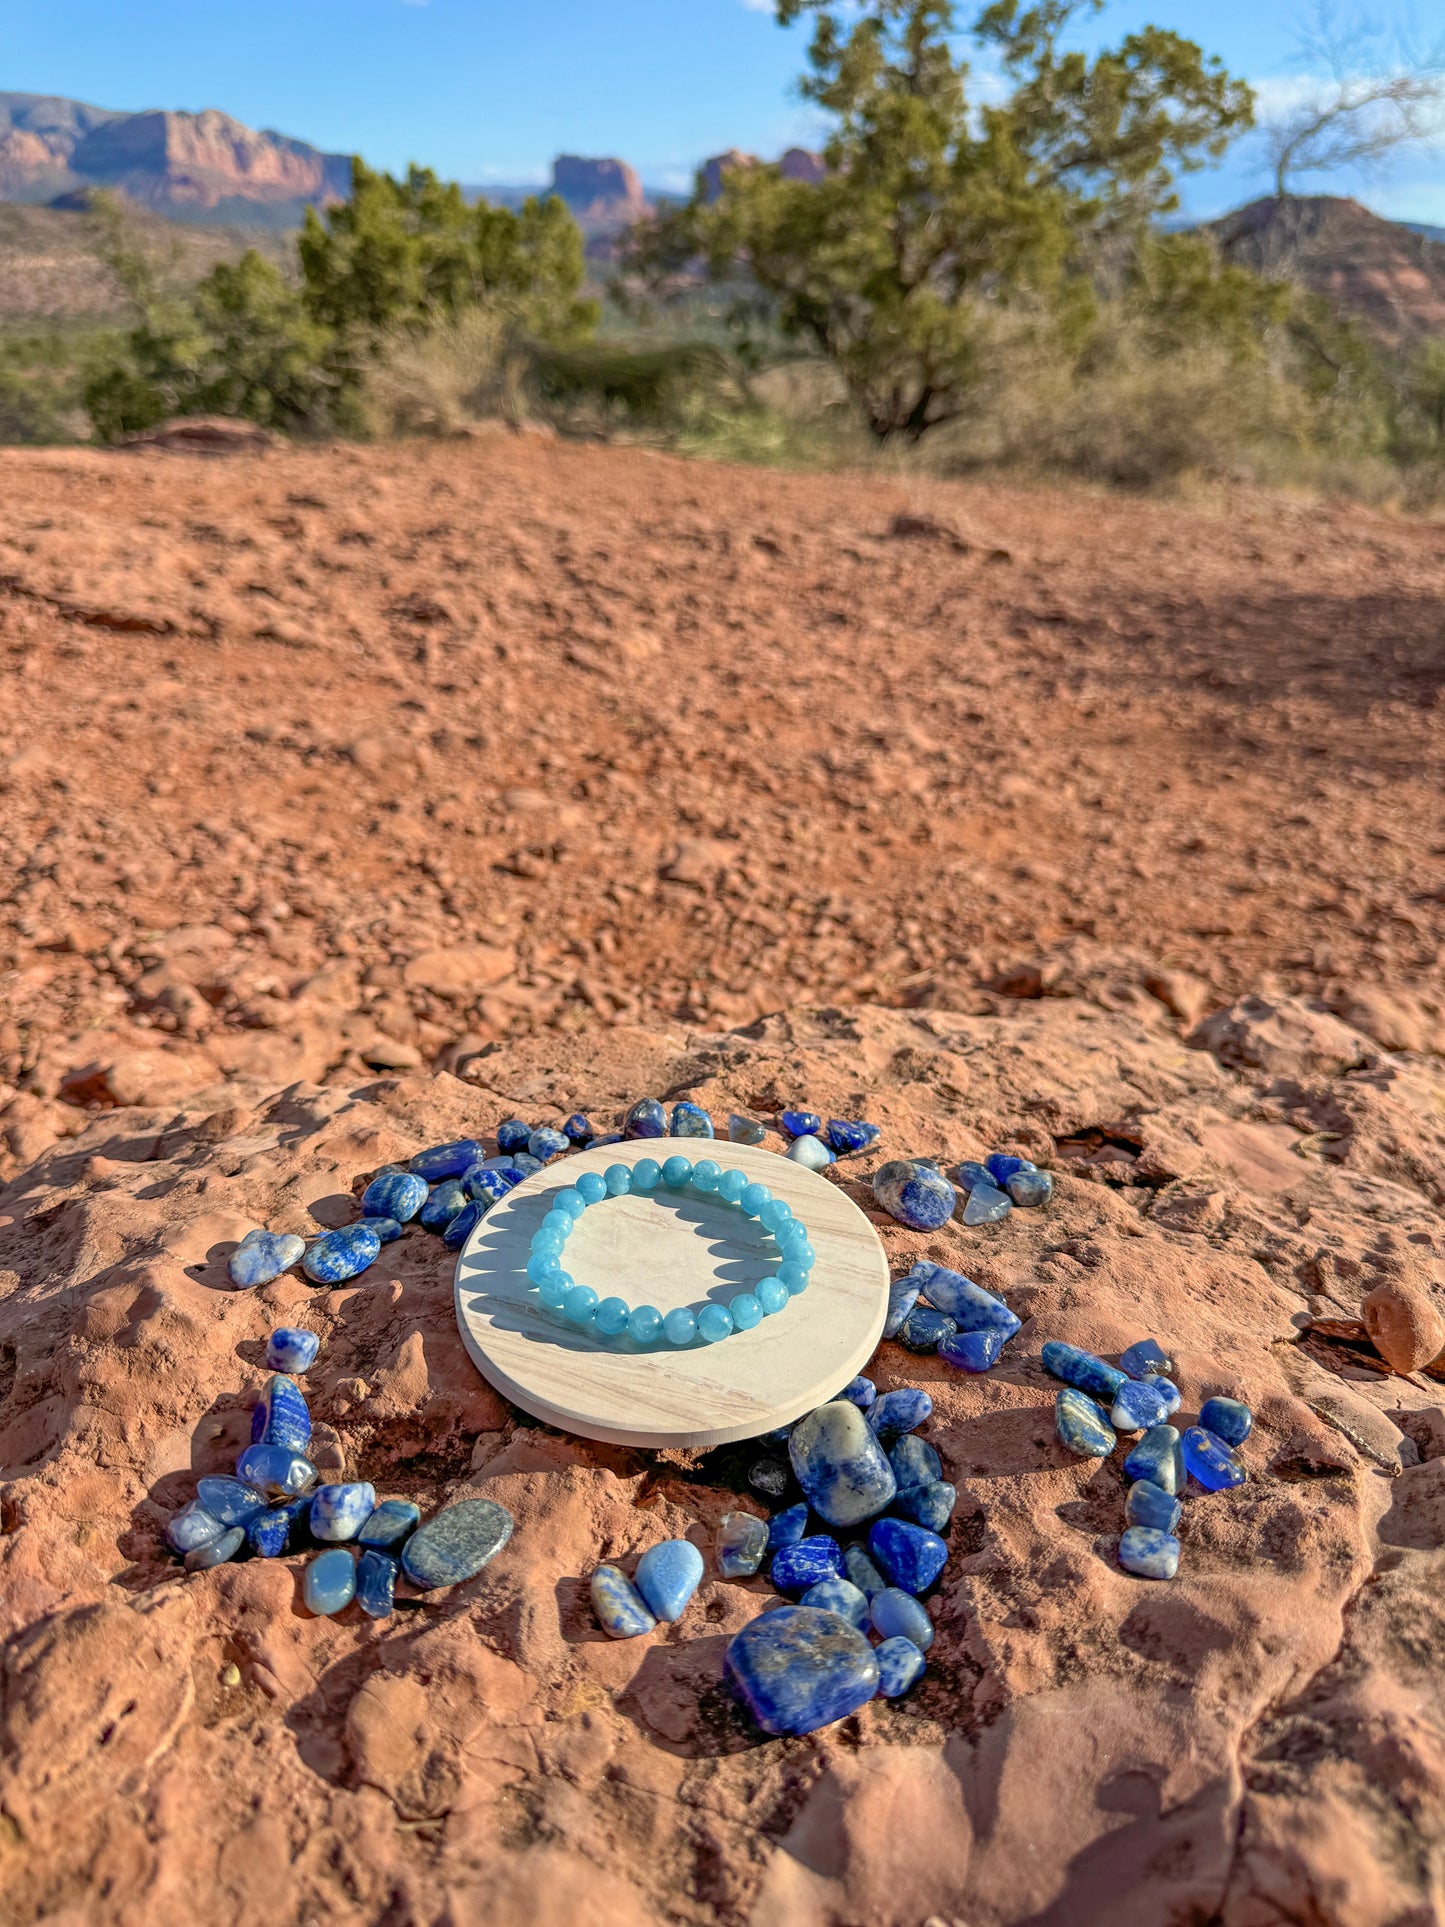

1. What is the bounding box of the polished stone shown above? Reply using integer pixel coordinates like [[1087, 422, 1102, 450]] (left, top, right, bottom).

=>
[[800, 1575, 869, 1629], [304, 1547, 357, 1615], [986, 1153, 1034, 1185], [1125, 1480, 1182, 1534], [265, 1327, 320, 1373], [962, 1181, 1012, 1226], [401, 1498, 514, 1589], [1041, 1341, 1128, 1403], [361, 1170, 428, 1223], [185, 1526, 245, 1571], [1006, 1169, 1054, 1207], [870, 1586, 935, 1651], [635, 1539, 704, 1622], [1120, 1337, 1174, 1379], [251, 1374, 311, 1453], [868, 1518, 948, 1594], [624, 1097, 667, 1139], [897, 1305, 958, 1352], [1123, 1425, 1186, 1495], [914, 1261, 1021, 1337], [310, 1482, 377, 1542], [592, 1563, 658, 1639], [302, 1223, 382, 1284], [1119, 1526, 1181, 1579], [356, 1549, 397, 1619], [562, 1112, 592, 1143], [496, 1119, 532, 1153], [167, 1500, 225, 1555], [954, 1161, 992, 1192], [1200, 1396, 1253, 1448], [670, 1101, 715, 1137], [197, 1475, 268, 1526], [370, 1218, 405, 1245], [770, 1536, 845, 1594], [725, 1605, 880, 1736], [1056, 1387, 1117, 1457], [825, 1118, 880, 1156], [1152, 1378, 1183, 1416], [766, 1502, 809, 1551], [228, 1228, 306, 1289], [234, 1444, 318, 1499], [528, 1126, 571, 1161], [939, 1327, 1009, 1374], [727, 1113, 768, 1145], [716, 1511, 769, 1578], [894, 1480, 957, 1532], [840, 1375, 877, 1409], [359, 1499, 421, 1549], [464, 1164, 519, 1207], [888, 1434, 942, 1493], [1110, 1378, 1174, 1434], [869, 1388, 933, 1438], [410, 1139, 485, 1181], [420, 1180, 468, 1231], [875, 1635, 927, 1697], [786, 1134, 834, 1170], [882, 1275, 922, 1339], [872, 1160, 957, 1231], [842, 1543, 888, 1598], [781, 1109, 822, 1138], [1182, 1426, 1247, 1492], [442, 1199, 484, 1250], [789, 1402, 898, 1527], [248, 1496, 310, 1558]]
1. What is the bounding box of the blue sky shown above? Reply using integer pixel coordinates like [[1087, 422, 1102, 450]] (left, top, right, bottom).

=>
[[4, 0, 1442, 220]]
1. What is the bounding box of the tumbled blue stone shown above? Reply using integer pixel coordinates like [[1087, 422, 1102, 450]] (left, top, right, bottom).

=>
[[914, 1261, 1021, 1337], [265, 1327, 320, 1373], [986, 1153, 1033, 1184], [789, 1402, 897, 1528], [420, 1180, 468, 1231], [228, 1228, 305, 1289], [1182, 1426, 1247, 1492], [197, 1475, 268, 1526], [868, 1517, 948, 1594], [1124, 1424, 1185, 1495], [1153, 1378, 1183, 1416], [962, 1181, 1012, 1226], [167, 1501, 225, 1556], [869, 1388, 933, 1439], [872, 1160, 956, 1231], [800, 1576, 869, 1628], [771, 1536, 845, 1594], [870, 1585, 935, 1650], [635, 1539, 704, 1622], [897, 1305, 957, 1352], [725, 1605, 880, 1736], [361, 1170, 428, 1223], [359, 1499, 421, 1549], [624, 1098, 666, 1139], [895, 1480, 957, 1533], [303, 1223, 382, 1284], [1119, 1526, 1181, 1580], [463, 1164, 517, 1207], [826, 1118, 880, 1156], [843, 1543, 887, 1597], [401, 1498, 514, 1589], [410, 1139, 485, 1181], [511, 1153, 544, 1175], [940, 1328, 1008, 1374], [1125, 1480, 1182, 1534], [1006, 1169, 1054, 1208], [781, 1109, 823, 1138], [304, 1547, 357, 1616], [496, 1118, 532, 1153], [310, 1482, 377, 1542], [766, 1503, 809, 1552], [1120, 1337, 1174, 1379], [528, 1126, 571, 1161], [875, 1635, 927, 1698], [356, 1549, 397, 1619], [185, 1526, 245, 1572], [889, 1434, 943, 1493], [591, 1563, 657, 1639], [955, 1160, 992, 1192], [1056, 1387, 1117, 1458], [1200, 1396, 1253, 1448], [370, 1218, 404, 1245], [250, 1374, 312, 1454], [840, 1376, 877, 1410], [235, 1444, 318, 1499], [559, 1112, 590, 1143], [716, 1511, 769, 1578], [248, 1497, 310, 1558], [1041, 1341, 1128, 1403], [670, 1101, 715, 1137], [442, 1199, 484, 1249], [1110, 1378, 1173, 1434], [727, 1113, 767, 1144], [883, 1275, 921, 1339]]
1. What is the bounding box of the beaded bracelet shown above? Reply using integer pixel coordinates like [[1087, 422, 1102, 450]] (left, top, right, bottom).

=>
[[525, 1155, 816, 1347]]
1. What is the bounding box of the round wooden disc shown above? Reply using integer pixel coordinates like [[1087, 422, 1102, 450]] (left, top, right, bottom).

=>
[[454, 1138, 888, 1449]]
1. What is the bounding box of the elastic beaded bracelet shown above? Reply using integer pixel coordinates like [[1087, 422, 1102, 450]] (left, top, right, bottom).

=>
[[524, 1157, 815, 1347]]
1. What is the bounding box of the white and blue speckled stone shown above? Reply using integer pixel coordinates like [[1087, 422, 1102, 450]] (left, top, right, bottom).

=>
[[789, 1402, 897, 1528], [591, 1564, 657, 1639], [228, 1229, 305, 1289]]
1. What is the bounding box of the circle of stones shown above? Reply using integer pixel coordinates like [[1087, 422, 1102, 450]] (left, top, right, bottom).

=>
[[524, 1155, 816, 1347]]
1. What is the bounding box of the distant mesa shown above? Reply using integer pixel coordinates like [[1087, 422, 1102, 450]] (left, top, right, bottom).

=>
[[550, 155, 649, 224], [701, 146, 826, 199]]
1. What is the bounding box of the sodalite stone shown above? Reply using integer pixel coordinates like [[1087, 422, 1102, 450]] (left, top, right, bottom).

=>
[[1200, 1396, 1253, 1447], [872, 1160, 956, 1232], [562, 1113, 592, 1143], [442, 1199, 484, 1249], [789, 1402, 897, 1528], [1121, 1337, 1174, 1379], [248, 1497, 310, 1558], [800, 1576, 869, 1628], [843, 1544, 887, 1598], [728, 1113, 767, 1145], [766, 1503, 809, 1553], [1056, 1387, 1117, 1458], [1110, 1378, 1174, 1434], [716, 1512, 769, 1578], [1006, 1169, 1054, 1207], [1126, 1480, 1182, 1534], [889, 1434, 942, 1493], [786, 1134, 834, 1170], [401, 1499, 514, 1589], [913, 1261, 1020, 1337], [955, 1161, 992, 1192], [167, 1501, 225, 1556], [986, 1153, 1033, 1184], [868, 1518, 948, 1594], [1119, 1526, 1181, 1580], [869, 1388, 932, 1438], [1042, 1341, 1127, 1403], [962, 1181, 1012, 1225], [840, 1376, 876, 1410], [826, 1118, 879, 1156], [357, 1549, 398, 1619], [897, 1305, 957, 1352], [592, 1564, 657, 1639], [185, 1526, 245, 1571], [235, 1444, 318, 1499], [303, 1223, 381, 1284], [883, 1275, 921, 1339], [420, 1180, 468, 1231], [870, 1586, 934, 1651], [725, 1605, 880, 1736], [1182, 1426, 1247, 1492], [228, 1229, 305, 1289], [251, 1374, 311, 1453], [1124, 1425, 1185, 1495], [370, 1218, 404, 1245], [528, 1126, 571, 1161], [624, 1098, 666, 1139], [266, 1327, 320, 1373], [781, 1109, 822, 1138], [875, 1635, 927, 1698], [197, 1475, 268, 1526], [670, 1102, 714, 1138], [463, 1165, 516, 1207], [496, 1119, 532, 1153], [360, 1499, 421, 1549], [304, 1548, 357, 1616], [410, 1139, 485, 1181], [511, 1154, 544, 1175], [361, 1171, 428, 1222], [771, 1537, 845, 1594], [310, 1482, 377, 1542], [635, 1539, 704, 1622], [895, 1480, 957, 1532], [940, 1328, 1008, 1374]]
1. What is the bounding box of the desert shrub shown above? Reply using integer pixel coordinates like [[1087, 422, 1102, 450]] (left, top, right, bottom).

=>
[[528, 341, 738, 425], [0, 367, 64, 444], [359, 307, 512, 436]]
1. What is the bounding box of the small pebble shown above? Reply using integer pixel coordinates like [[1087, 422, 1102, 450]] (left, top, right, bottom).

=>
[[496, 1119, 532, 1153], [766, 1502, 809, 1552], [361, 1171, 428, 1223], [882, 1276, 921, 1339], [562, 1113, 592, 1142], [634, 1539, 704, 1621], [1005, 1169, 1054, 1207], [166, 1501, 225, 1556], [1110, 1378, 1174, 1434], [310, 1482, 377, 1542], [304, 1547, 357, 1615], [728, 1113, 767, 1145], [1120, 1337, 1174, 1379], [897, 1305, 957, 1352], [419, 1180, 468, 1231], [220, 1663, 242, 1688], [401, 1498, 514, 1589], [750, 1460, 790, 1499], [234, 1444, 318, 1499], [196, 1475, 268, 1526], [1125, 1480, 1182, 1533], [670, 1102, 715, 1138], [410, 1139, 485, 1181], [842, 1543, 888, 1598], [955, 1161, 992, 1191], [939, 1328, 1007, 1373], [248, 1497, 310, 1558], [1124, 1425, 1185, 1495], [869, 1387, 932, 1438], [528, 1126, 571, 1161], [799, 1576, 869, 1629], [985, 1153, 1034, 1184], [1119, 1526, 1181, 1580], [359, 1499, 422, 1549], [894, 1479, 956, 1533], [228, 1229, 305, 1289], [624, 1097, 666, 1139], [716, 1511, 769, 1578], [464, 1165, 516, 1207], [251, 1374, 312, 1453], [356, 1548, 398, 1619], [781, 1109, 823, 1138], [825, 1119, 879, 1156], [1182, 1426, 1247, 1492], [1055, 1387, 1117, 1458], [725, 1604, 880, 1736], [591, 1564, 657, 1639], [1199, 1396, 1253, 1447], [302, 1224, 382, 1284], [771, 1536, 845, 1594], [369, 1217, 404, 1245], [840, 1375, 876, 1409], [442, 1199, 484, 1249], [265, 1327, 320, 1373], [872, 1160, 956, 1232], [868, 1517, 948, 1594], [185, 1526, 245, 1572], [888, 1434, 942, 1493], [875, 1635, 927, 1698], [786, 1134, 834, 1170], [913, 1261, 1020, 1336], [1041, 1341, 1127, 1403], [962, 1181, 1012, 1226], [511, 1153, 544, 1175], [870, 1586, 935, 1651]]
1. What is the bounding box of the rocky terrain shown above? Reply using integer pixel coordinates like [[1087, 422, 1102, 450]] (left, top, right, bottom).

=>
[[0, 434, 1442, 1924]]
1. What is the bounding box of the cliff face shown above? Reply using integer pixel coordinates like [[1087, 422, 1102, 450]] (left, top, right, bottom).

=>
[[549, 154, 648, 224]]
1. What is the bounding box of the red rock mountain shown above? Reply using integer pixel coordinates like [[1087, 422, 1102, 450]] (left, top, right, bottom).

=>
[[549, 154, 648, 224]]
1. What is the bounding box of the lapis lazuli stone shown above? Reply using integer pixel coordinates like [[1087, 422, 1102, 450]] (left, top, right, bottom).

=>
[[1200, 1397, 1253, 1448], [1110, 1378, 1173, 1435], [771, 1536, 845, 1594], [1041, 1341, 1128, 1403], [303, 1223, 382, 1284], [1153, 1378, 1183, 1417], [670, 1101, 714, 1138], [1006, 1169, 1054, 1208], [766, 1503, 809, 1552], [962, 1181, 1012, 1226], [310, 1482, 377, 1542], [883, 1275, 921, 1339], [800, 1575, 869, 1629], [511, 1153, 544, 1175], [464, 1164, 517, 1208], [496, 1119, 532, 1153], [356, 1548, 398, 1619], [789, 1402, 897, 1528], [889, 1434, 942, 1494], [370, 1217, 404, 1245], [420, 1180, 468, 1231], [781, 1109, 822, 1138], [1125, 1480, 1182, 1534], [1119, 1526, 1181, 1579], [725, 1605, 880, 1736], [624, 1098, 666, 1139], [875, 1635, 927, 1698], [250, 1374, 311, 1454], [728, 1113, 767, 1145], [197, 1475, 268, 1526], [166, 1501, 225, 1556], [228, 1229, 305, 1289], [442, 1199, 484, 1250], [401, 1499, 514, 1589], [304, 1547, 357, 1616], [843, 1544, 887, 1598], [185, 1526, 245, 1571], [940, 1328, 1008, 1374], [1123, 1425, 1185, 1495], [895, 1480, 957, 1533], [826, 1119, 880, 1156], [1182, 1426, 1247, 1492], [868, 1518, 948, 1594], [840, 1375, 877, 1410], [561, 1112, 591, 1143], [717, 1511, 769, 1578], [528, 1126, 571, 1161], [986, 1153, 1033, 1184], [360, 1499, 421, 1549], [1056, 1387, 1117, 1458], [1120, 1337, 1174, 1379], [411, 1139, 485, 1181], [266, 1327, 320, 1374], [897, 1305, 957, 1352], [235, 1443, 318, 1499], [870, 1585, 935, 1651], [635, 1539, 704, 1622], [248, 1496, 310, 1558], [913, 1261, 1021, 1337], [869, 1388, 932, 1439], [872, 1160, 956, 1231], [361, 1170, 428, 1223], [591, 1564, 657, 1638], [955, 1161, 992, 1192]]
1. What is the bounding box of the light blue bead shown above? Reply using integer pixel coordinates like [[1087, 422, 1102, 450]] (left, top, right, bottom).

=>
[[356, 1549, 397, 1619], [1125, 1480, 1182, 1533], [555, 1188, 587, 1218], [756, 1277, 789, 1316], [266, 1327, 320, 1373], [730, 1293, 763, 1330], [875, 1635, 927, 1697], [624, 1097, 667, 1139], [303, 1223, 382, 1284], [1119, 1526, 1181, 1579], [628, 1304, 663, 1343], [310, 1482, 377, 1542], [800, 1576, 869, 1629], [526, 1252, 563, 1286], [1056, 1387, 1117, 1458], [777, 1262, 810, 1296], [541, 1208, 574, 1238], [790, 1243, 816, 1270], [419, 1181, 468, 1231], [717, 1169, 747, 1205], [692, 1157, 722, 1191], [228, 1228, 306, 1289], [576, 1171, 607, 1206], [528, 1127, 570, 1161], [661, 1154, 693, 1187], [758, 1199, 793, 1234], [303, 1547, 357, 1616], [591, 1564, 657, 1638], [563, 1285, 598, 1326], [632, 1158, 662, 1191], [531, 1228, 565, 1256], [166, 1501, 225, 1556], [359, 1499, 421, 1548], [537, 1274, 570, 1309], [442, 1200, 483, 1249], [870, 1586, 935, 1650], [1200, 1396, 1253, 1447], [604, 1163, 632, 1196], [250, 1374, 311, 1453], [361, 1171, 428, 1223], [594, 1296, 631, 1337], [724, 1604, 879, 1736], [663, 1307, 698, 1346], [698, 1303, 735, 1343], [634, 1539, 704, 1621], [670, 1101, 715, 1138], [739, 1181, 771, 1217]]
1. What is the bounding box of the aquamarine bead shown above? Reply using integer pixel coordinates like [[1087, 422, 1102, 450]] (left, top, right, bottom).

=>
[[577, 1172, 607, 1206], [662, 1155, 693, 1187], [664, 1307, 698, 1346], [777, 1221, 809, 1253], [731, 1293, 763, 1330], [778, 1262, 810, 1296], [531, 1228, 565, 1256], [628, 1304, 663, 1343], [563, 1285, 599, 1325], [632, 1158, 662, 1191], [604, 1163, 632, 1196], [791, 1242, 816, 1269], [698, 1303, 735, 1343], [555, 1188, 587, 1218], [740, 1182, 771, 1217], [537, 1274, 570, 1309], [303, 1547, 356, 1617], [717, 1169, 747, 1205], [526, 1252, 563, 1286], [759, 1198, 793, 1233], [757, 1277, 789, 1315], [595, 1296, 631, 1336], [692, 1158, 722, 1191], [541, 1208, 573, 1238]]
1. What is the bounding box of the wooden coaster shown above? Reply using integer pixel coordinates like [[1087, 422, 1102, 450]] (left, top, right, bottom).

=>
[[454, 1138, 889, 1449]]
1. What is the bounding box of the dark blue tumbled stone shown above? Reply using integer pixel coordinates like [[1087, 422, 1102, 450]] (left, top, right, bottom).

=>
[[356, 1549, 398, 1619], [986, 1153, 1034, 1184], [870, 1586, 935, 1651], [1200, 1396, 1252, 1448], [185, 1526, 245, 1571], [872, 1160, 956, 1231], [591, 1564, 657, 1638], [310, 1482, 377, 1542], [888, 1434, 942, 1494], [875, 1635, 927, 1698], [251, 1374, 312, 1453], [1119, 1526, 1180, 1579], [1056, 1387, 1117, 1457], [359, 1499, 421, 1549], [302, 1223, 382, 1284], [843, 1543, 887, 1598], [894, 1479, 957, 1532], [869, 1387, 932, 1439], [883, 1275, 922, 1339], [228, 1229, 306, 1289], [1123, 1424, 1185, 1495], [528, 1126, 571, 1161], [913, 1261, 1021, 1337], [234, 1444, 317, 1499], [766, 1503, 810, 1553], [1125, 1480, 1182, 1534], [361, 1170, 428, 1223], [442, 1199, 484, 1249], [562, 1112, 592, 1143], [1121, 1337, 1174, 1379], [401, 1499, 514, 1589], [840, 1375, 876, 1409], [868, 1517, 948, 1594], [954, 1160, 992, 1192], [825, 1118, 880, 1156], [370, 1217, 404, 1245], [247, 1497, 310, 1558], [789, 1403, 897, 1527], [410, 1139, 485, 1180], [725, 1605, 880, 1736], [1110, 1378, 1174, 1434], [166, 1500, 225, 1556], [670, 1101, 715, 1138], [781, 1109, 822, 1138], [420, 1180, 468, 1231], [770, 1536, 844, 1594], [939, 1327, 1008, 1374], [1182, 1426, 1247, 1492], [1006, 1169, 1054, 1207], [1041, 1341, 1127, 1403], [463, 1164, 516, 1207], [266, 1327, 320, 1374], [496, 1119, 533, 1153], [897, 1305, 957, 1352], [623, 1098, 666, 1139]]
